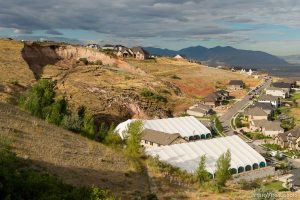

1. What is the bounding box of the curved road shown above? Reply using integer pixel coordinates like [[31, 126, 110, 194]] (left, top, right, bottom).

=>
[[220, 78, 272, 136]]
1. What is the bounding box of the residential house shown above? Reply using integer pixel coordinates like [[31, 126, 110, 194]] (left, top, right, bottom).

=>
[[131, 47, 149, 60], [272, 82, 292, 91], [266, 87, 289, 98], [202, 90, 229, 107], [275, 128, 300, 150], [86, 44, 100, 49], [116, 48, 133, 58], [102, 44, 115, 50], [245, 106, 269, 121], [187, 104, 213, 117], [215, 90, 230, 100], [258, 94, 280, 108], [253, 102, 274, 116], [227, 80, 245, 90], [250, 120, 284, 137], [140, 129, 186, 148]]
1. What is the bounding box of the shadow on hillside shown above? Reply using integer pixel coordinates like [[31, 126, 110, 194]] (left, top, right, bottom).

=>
[[21, 43, 61, 80], [27, 159, 150, 199], [93, 113, 131, 127]]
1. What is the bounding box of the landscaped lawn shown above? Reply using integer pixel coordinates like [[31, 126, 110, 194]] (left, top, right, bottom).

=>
[[291, 92, 300, 102], [244, 132, 270, 140], [262, 143, 283, 151], [263, 181, 288, 191]]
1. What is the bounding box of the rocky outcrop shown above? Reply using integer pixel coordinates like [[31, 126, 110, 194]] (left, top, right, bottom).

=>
[[22, 42, 145, 79]]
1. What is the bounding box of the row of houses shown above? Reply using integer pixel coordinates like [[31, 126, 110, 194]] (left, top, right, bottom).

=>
[[86, 44, 149, 60], [265, 80, 297, 99], [245, 98, 283, 137], [186, 80, 245, 117]]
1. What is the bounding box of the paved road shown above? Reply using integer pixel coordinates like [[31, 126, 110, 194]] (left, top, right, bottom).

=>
[[220, 77, 272, 135]]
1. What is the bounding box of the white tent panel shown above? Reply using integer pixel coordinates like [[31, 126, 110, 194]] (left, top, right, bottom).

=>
[[114, 116, 211, 139], [145, 135, 266, 174]]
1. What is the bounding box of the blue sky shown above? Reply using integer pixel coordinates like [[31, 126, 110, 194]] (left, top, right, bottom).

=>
[[1, 0, 300, 56]]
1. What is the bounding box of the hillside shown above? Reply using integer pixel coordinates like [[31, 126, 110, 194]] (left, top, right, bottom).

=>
[[126, 57, 261, 112], [0, 102, 150, 198], [0, 39, 261, 121], [144, 46, 289, 67]]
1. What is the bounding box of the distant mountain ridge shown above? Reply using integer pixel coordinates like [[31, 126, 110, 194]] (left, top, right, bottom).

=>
[[281, 55, 300, 64], [144, 46, 289, 68]]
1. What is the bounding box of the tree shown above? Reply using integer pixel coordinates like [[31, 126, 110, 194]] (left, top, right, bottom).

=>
[[19, 80, 56, 118], [215, 150, 231, 187], [62, 114, 83, 132], [95, 122, 108, 142], [125, 120, 143, 158], [45, 98, 68, 125], [82, 115, 96, 138], [104, 124, 122, 146], [195, 155, 210, 185]]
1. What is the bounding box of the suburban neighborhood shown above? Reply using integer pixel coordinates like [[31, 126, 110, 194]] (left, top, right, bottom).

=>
[[114, 71, 300, 193]]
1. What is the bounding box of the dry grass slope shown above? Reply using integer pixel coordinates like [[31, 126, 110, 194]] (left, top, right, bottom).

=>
[[0, 102, 150, 198]]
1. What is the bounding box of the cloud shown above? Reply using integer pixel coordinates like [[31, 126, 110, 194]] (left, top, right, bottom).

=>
[[0, 0, 299, 45], [45, 30, 63, 35], [14, 29, 33, 34]]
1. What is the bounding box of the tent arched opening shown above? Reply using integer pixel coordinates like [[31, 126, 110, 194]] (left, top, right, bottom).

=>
[[252, 163, 258, 170], [245, 165, 251, 171], [238, 166, 244, 173]]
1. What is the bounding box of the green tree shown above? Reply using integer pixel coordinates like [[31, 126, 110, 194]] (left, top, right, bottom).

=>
[[77, 105, 86, 119], [125, 120, 143, 158], [195, 155, 210, 185], [104, 124, 122, 146], [95, 122, 109, 142], [215, 150, 231, 187], [19, 80, 56, 118], [82, 114, 96, 138], [45, 98, 68, 125], [62, 114, 83, 132]]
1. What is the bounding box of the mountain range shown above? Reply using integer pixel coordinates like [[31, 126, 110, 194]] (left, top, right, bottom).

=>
[[144, 46, 289, 68], [281, 55, 300, 64]]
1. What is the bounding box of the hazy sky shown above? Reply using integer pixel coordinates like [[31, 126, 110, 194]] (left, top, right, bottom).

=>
[[0, 0, 300, 56]]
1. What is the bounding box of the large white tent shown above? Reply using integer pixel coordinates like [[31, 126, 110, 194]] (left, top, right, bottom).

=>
[[145, 135, 267, 176], [114, 116, 211, 140]]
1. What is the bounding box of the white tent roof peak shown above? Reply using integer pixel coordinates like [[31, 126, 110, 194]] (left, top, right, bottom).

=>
[[114, 116, 211, 139]]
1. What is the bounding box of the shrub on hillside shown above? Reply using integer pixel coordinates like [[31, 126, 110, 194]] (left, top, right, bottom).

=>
[[82, 114, 96, 138], [79, 58, 89, 65], [19, 79, 56, 118], [140, 89, 167, 103], [62, 114, 83, 132], [45, 98, 68, 125]]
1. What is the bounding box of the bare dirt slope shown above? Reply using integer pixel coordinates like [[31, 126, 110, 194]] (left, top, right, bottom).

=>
[[0, 102, 150, 198], [127, 57, 262, 113], [0, 39, 261, 121]]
